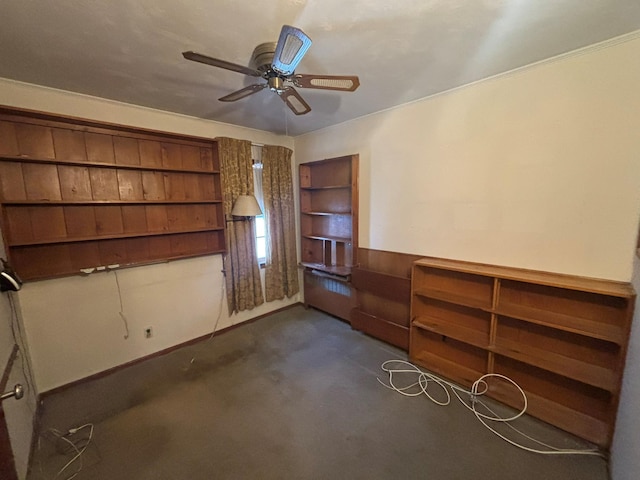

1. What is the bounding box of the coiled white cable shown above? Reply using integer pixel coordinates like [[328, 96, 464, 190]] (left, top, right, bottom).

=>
[[378, 360, 603, 457]]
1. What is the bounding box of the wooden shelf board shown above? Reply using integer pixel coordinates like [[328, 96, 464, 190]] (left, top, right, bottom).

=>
[[301, 210, 351, 216], [413, 316, 489, 350], [300, 185, 350, 191], [415, 256, 635, 298], [21, 249, 227, 282], [490, 339, 617, 391], [303, 234, 352, 243], [0, 154, 219, 175], [488, 381, 610, 447], [413, 287, 492, 311], [1, 199, 222, 205], [9, 227, 225, 247], [496, 303, 625, 345], [301, 262, 352, 277], [410, 350, 483, 388]]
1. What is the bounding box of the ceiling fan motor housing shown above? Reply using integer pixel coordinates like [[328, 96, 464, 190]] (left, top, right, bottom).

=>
[[252, 42, 277, 72]]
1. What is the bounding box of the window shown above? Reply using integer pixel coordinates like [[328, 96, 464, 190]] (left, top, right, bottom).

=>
[[252, 145, 266, 264]]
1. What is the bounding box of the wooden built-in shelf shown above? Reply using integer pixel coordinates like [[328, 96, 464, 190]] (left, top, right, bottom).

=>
[[302, 234, 352, 243], [489, 340, 616, 392], [1, 199, 222, 205], [413, 316, 489, 350], [413, 287, 492, 311], [0, 108, 226, 280], [7, 227, 224, 247], [301, 210, 351, 216], [495, 303, 625, 345], [300, 262, 352, 278], [409, 256, 635, 448], [299, 155, 358, 322], [300, 184, 350, 191], [0, 154, 219, 175]]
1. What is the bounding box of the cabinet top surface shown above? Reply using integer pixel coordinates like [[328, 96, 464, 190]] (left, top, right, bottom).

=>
[[414, 257, 635, 298]]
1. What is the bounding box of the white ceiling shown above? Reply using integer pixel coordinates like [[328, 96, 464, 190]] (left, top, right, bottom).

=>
[[1, 1, 639, 136]]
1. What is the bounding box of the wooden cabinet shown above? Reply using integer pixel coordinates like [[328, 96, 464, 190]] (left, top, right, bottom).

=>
[[299, 155, 358, 321], [409, 256, 635, 448], [0, 108, 225, 280]]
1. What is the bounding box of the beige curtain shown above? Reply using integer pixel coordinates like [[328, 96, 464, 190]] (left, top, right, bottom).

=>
[[262, 145, 299, 301], [218, 137, 264, 314]]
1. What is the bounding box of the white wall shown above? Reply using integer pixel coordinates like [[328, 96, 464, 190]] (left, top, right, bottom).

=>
[[295, 35, 640, 480], [295, 35, 640, 282], [0, 79, 299, 393], [611, 253, 640, 480]]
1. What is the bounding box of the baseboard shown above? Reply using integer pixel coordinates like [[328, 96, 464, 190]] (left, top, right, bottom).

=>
[[39, 302, 303, 399]]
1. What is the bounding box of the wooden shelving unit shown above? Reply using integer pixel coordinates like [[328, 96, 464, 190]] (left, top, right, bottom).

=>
[[299, 155, 358, 321], [409, 256, 635, 448], [0, 108, 225, 280]]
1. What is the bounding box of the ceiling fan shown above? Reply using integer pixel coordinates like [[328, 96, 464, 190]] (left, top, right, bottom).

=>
[[182, 25, 360, 115]]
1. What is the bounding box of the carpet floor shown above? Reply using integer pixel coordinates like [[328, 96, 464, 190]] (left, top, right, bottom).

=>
[[28, 306, 609, 479]]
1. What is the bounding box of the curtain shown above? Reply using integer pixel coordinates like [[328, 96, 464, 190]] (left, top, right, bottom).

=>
[[218, 137, 264, 314], [262, 145, 300, 301]]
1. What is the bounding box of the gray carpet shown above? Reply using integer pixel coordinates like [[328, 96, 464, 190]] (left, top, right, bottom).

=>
[[28, 306, 609, 479]]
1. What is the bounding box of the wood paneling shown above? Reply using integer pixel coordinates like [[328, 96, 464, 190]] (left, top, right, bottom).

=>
[[52, 128, 87, 161], [350, 248, 422, 349], [0, 108, 225, 281], [113, 136, 140, 166], [23, 164, 61, 200], [58, 166, 92, 200], [85, 132, 114, 163], [0, 163, 26, 201], [15, 123, 55, 158]]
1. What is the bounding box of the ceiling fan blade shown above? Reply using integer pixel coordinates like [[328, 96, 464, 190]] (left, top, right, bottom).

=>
[[182, 51, 262, 77], [278, 87, 311, 115], [219, 84, 267, 102], [272, 25, 312, 76], [293, 74, 360, 92]]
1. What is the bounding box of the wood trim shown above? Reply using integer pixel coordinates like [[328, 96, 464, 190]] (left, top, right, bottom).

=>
[[0, 154, 219, 175], [414, 256, 634, 297], [39, 303, 303, 398], [0, 106, 217, 147]]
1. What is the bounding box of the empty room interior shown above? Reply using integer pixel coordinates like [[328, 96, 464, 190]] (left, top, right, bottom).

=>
[[1, 1, 639, 479]]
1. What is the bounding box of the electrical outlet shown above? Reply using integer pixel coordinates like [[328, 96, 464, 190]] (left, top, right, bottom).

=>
[[144, 327, 153, 338]]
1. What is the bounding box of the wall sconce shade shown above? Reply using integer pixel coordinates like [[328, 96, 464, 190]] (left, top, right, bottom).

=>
[[231, 195, 263, 218]]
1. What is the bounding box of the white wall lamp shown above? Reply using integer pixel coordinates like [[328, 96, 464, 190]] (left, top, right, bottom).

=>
[[227, 194, 262, 222]]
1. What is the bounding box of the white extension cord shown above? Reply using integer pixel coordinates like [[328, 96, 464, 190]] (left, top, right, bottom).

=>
[[48, 423, 94, 480], [378, 360, 603, 457]]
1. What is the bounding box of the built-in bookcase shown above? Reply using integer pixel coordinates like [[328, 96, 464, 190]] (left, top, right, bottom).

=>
[[409, 256, 635, 448], [299, 155, 358, 320], [0, 108, 225, 280]]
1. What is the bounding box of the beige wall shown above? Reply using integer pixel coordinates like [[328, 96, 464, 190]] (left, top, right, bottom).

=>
[[295, 36, 640, 282], [0, 78, 298, 393], [294, 35, 640, 480]]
